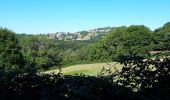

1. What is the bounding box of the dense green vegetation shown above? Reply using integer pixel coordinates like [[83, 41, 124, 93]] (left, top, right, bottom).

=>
[[153, 22, 170, 50], [0, 56, 170, 100], [17, 34, 62, 71], [14, 22, 170, 71], [1, 22, 170, 99], [16, 30, 109, 70], [80, 31, 89, 36], [78, 23, 170, 62], [0, 28, 24, 73]]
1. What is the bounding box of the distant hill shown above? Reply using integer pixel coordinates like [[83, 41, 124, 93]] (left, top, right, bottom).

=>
[[47, 27, 113, 41]]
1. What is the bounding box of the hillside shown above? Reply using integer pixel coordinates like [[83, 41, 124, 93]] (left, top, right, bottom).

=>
[[16, 23, 170, 71], [47, 27, 112, 41]]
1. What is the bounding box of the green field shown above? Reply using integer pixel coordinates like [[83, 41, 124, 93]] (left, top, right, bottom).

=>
[[44, 62, 123, 76]]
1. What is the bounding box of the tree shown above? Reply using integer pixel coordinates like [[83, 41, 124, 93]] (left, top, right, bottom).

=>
[[113, 57, 170, 99], [60, 49, 77, 65], [101, 25, 153, 60], [120, 25, 152, 58], [74, 26, 153, 62], [80, 31, 89, 36], [153, 22, 170, 51], [17, 34, 62, 70], [0, 28, 24, 72], [88, 26, 153, 61]]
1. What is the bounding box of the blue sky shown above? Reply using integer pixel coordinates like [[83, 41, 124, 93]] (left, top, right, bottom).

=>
[[0, 0, 170, 34]]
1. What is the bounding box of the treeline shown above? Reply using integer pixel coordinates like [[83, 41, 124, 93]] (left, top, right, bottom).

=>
[[16, 34, 104, 71], [0, 28, 25, 73], [15, 22, 170, 71], [1, 23, 170, 99], [67, 22, 170, 64], [17, 34, 62, 70], [1, 22, 170, 72]]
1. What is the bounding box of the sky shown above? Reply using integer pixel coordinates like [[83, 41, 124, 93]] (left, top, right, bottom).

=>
[[0, 0, 170, 34]]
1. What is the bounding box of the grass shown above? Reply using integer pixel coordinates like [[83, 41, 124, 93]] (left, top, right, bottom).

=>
[[44, 62, 123, 76]]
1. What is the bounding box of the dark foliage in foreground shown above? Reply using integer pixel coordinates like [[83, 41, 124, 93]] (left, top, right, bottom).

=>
[[0, 57, 170, 100], [0, 73, 139, 100], [115, 56, 170, 100]]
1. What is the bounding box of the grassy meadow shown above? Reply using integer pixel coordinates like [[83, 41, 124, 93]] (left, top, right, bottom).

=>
[[44, 62, 123, 76]]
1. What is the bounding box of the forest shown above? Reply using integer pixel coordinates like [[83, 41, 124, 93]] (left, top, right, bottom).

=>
[[0, 22, 170, 100], [15, 22, 170, 71]]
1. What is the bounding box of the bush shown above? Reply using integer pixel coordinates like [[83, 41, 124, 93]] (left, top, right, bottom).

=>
[[0, 73, 139, 100], [114, 57, 170, 100]]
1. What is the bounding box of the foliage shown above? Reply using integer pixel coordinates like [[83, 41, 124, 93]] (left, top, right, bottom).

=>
[[108, 25, 152, 59], [80, 31, 89, 36], [113, 57, 170, 100], [17, 34, 62, 70], [1, 57, 170, 100], [0, 28, 24, 72], [0, 72, 140, 100], [16, 23, 170, 68], [60, 49, 77, 65], [153, 22, 170, 51], [76, 25, 153, 63], [1, 22, 170, 99]]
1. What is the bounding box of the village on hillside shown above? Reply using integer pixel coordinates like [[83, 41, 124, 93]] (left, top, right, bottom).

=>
[[47, 27, 112, 41]]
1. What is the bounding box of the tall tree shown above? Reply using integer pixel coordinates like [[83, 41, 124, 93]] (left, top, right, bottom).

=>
[[18, 35, 62, 70], [0, 28, 24, 72], [153, 22, 170, 50]]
